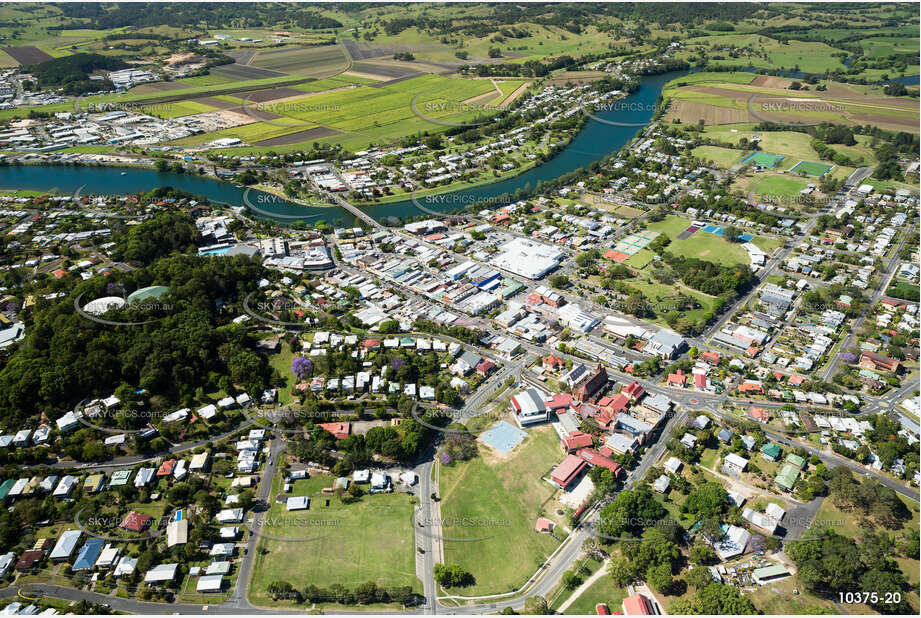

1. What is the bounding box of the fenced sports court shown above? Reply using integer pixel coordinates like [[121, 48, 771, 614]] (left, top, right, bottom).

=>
[[741, 151, 785, 168], [790, 160, 833, 176]]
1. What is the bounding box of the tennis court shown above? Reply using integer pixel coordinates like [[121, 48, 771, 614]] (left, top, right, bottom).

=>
[[603, 249, 630, 262], [790, 160, 833, 176], [741, 152, 785, 168], [478, 421, 527, 455], [608, 230, 660, 258]]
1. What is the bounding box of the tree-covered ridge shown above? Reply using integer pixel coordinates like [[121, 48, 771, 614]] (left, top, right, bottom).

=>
[[0, 250, 270, 426], [26, 52, 128, 95]]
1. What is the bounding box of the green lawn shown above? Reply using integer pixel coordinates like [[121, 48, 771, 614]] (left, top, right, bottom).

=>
[[248, 473, 420, 605], [643, 216, 751, 266], [438, 424, 563, 596], [691, 145, 744, 168], [752, 175, 810, 198], [560, 569, 627, 615], [266, 345, 297, 405]]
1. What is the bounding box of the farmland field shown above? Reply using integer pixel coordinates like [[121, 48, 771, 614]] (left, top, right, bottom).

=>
[[250, 44, 350, 77], [179, 73, 500, 151], [663, 73, 921, 133]]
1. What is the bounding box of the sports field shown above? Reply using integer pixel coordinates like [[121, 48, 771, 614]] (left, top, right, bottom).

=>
[[249, 473, 420, 605], [790, 160, 833, 176], [741, 151, 785, 168], [438, 424, 562, 596], [753, 175, 811, 198]]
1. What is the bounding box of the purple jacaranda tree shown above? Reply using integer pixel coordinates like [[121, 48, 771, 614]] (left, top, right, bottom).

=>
[[291, 356, 313, 379]]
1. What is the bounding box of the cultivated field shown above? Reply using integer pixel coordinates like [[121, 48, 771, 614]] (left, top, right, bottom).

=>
[[663, 72, 921, 133], [249, 44, 350, 77]]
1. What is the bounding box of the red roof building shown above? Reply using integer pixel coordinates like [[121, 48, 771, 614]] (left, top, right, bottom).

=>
[[561, 431, 594, 452], [609, 394, 629, 413], [156, 459, 176, 477], [622, 593, 655, 615], [738, 381, 764, 394], [318, 422, 351, 440], [362, 338, 381, 348], [550, 455, 587, 489], [120, 511, 153, 532], [476, 359, 497, 376], [694, 373, 707, 389], [789, 374, 805, 386], [667, 370, 686, 386], [622, 381, 645, 402], [535, 517, 554, 533], [543, 355, 565, 371], [859, 351, 900, 373], [700, 351, 721, 365], [596, 603, 611, 615], [748, 406, 771, 423], [573, 364, 609, 401], [576, 448, 623, 478], [546, 393, 573, 411], [15, 549, 45, 571]]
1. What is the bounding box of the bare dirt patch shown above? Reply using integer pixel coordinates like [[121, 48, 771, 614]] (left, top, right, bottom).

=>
[[499, 82, 530, 109], [254, 126, 343, 146], [342, 70, 387, 82], [462, 87, 500, 105], [664, 99, 751, 124], [244, 87, 306, 103], [751, 75, 792, 89], [2, 45, 52, 65]]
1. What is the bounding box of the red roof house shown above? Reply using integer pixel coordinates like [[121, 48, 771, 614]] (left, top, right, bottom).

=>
[[535, 517, 554, 533], [543, 355, 565, 371], [318, 422, 351, 440], [120, 511, 153, 532], [476, 359, 497, 376], [700, 351, 721, 365], [748, 406, 771, 423], [156, 459, 176, 477], [694, 373, 707, 389]]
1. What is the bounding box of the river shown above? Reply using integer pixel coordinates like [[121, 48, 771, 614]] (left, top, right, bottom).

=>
[[0, 71, 685, 226]]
